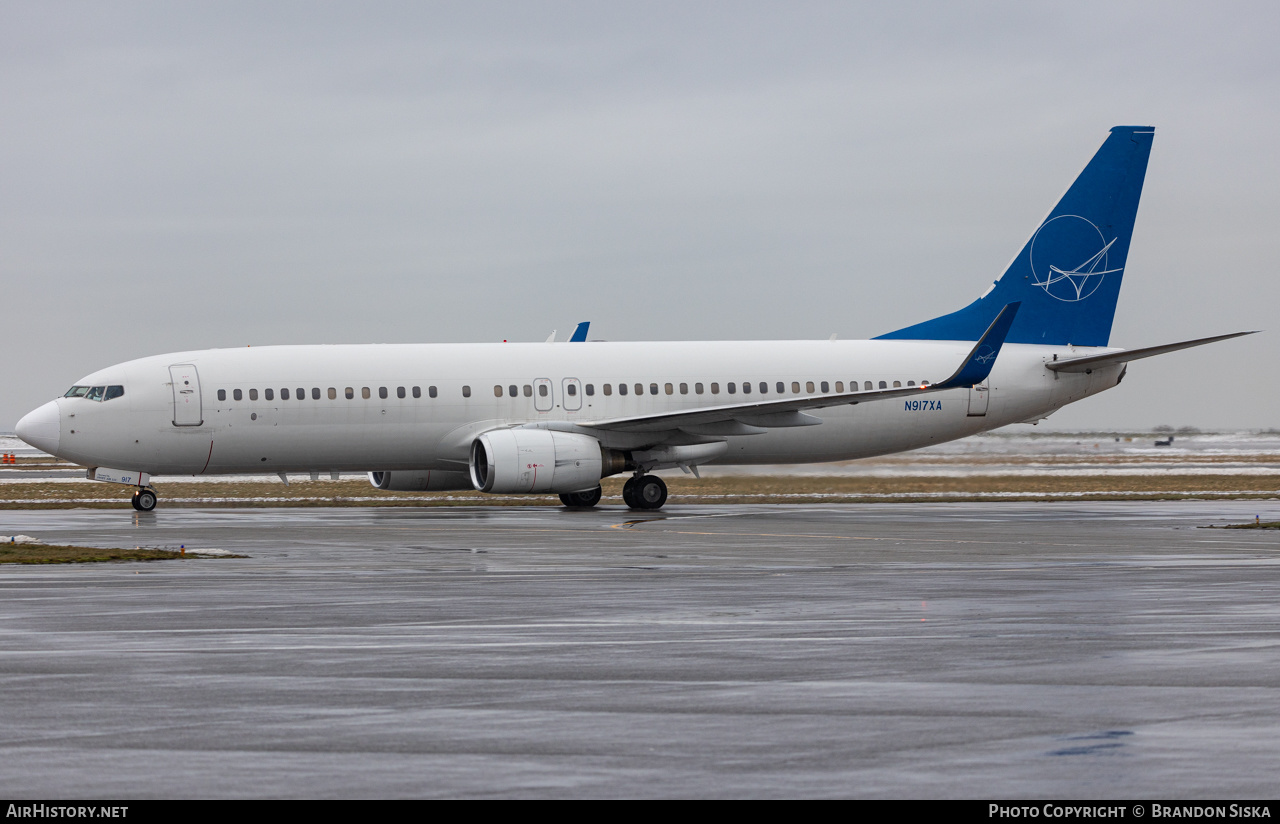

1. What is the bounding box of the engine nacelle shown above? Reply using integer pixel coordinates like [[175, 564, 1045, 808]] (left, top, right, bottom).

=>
[[368, 470, 473, 492], [470, 429, 624, 494]]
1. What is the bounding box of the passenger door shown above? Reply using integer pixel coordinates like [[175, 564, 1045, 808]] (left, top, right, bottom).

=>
[[967, 380, 989, 417], [562, 378, 582, 412], [534, 378, 554, 413], [169, 364, 204, 426]]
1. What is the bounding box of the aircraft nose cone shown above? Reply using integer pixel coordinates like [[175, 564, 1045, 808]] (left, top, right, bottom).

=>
[[16, 400, 61, 456]]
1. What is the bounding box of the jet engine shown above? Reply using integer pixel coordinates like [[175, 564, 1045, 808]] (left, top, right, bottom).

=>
[[368, 470, 473, 492], [470, 429, 626, 494]]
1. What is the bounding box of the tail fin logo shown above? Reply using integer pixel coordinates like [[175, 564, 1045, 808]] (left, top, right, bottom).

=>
[[1029, 215, 1123, 303]]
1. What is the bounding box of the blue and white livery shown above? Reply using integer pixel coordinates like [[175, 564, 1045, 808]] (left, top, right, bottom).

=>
[[15, 127, 1254, 511]]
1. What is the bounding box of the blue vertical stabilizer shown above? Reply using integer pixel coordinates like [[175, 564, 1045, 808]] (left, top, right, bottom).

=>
[[876, 126, 1154, 346]]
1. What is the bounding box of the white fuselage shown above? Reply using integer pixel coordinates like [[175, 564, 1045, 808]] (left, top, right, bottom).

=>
[[29, 339, 1120, 479]]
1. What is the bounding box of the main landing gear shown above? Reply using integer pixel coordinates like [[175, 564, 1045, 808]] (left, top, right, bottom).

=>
[[130, 487, 158, 512], [622, 474, 667, 511], [555, 475, 668, 511], [558, 486, 603, 508]]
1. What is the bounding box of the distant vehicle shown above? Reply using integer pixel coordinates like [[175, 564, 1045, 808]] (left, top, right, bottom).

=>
[[16, 127, 1252, 512], [1155, 435, 1175, 447]]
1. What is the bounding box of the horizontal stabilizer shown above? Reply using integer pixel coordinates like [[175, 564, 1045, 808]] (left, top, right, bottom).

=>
[[1045, 331, 1258, 373]]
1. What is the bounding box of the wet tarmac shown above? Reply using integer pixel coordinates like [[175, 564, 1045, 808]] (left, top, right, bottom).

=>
[[1, 501, 1279, 798]]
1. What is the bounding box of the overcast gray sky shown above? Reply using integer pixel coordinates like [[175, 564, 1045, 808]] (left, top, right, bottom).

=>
[[4, 1, 1277, 432]]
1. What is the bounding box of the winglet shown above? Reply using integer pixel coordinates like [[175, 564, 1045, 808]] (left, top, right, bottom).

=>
[[569, 321, 590, 342], [932, 302, 1021, 389]]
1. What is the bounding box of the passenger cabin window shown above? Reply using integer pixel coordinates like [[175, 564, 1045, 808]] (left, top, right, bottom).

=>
[[411, 386, 420, 399], [249, 389, 259, 401], [344, 387, 354, 400], [397, 386, 406, 399], [878, 381, 887, 389], [218, 389, 227, 401], [791, 382, 800, 394], [806, 381, 815, 393], [865, 381, 873, 391], [820, 381, 829, 393], [264, 388, 274, 401], [727, 382, 736, 394], [103, 386, 124, 401], [648, 383, 657, 395], [603, 384, 613, 396], [509, 385, 518, 397], [695, 383, 704, 394], [741, 382, 751, 394], [379, 387, 388, 399], [835, 382, 844, 393], [679, 383, 688, 395], [538, 384, 548, 397], [893, 381, 902, 388], [710, 383, 720, 394], [776, 382, 784, 393], [494, 385, 504, 398], [361, 387, 371, 399], [328, 388, 337, 399], [462, 385, 471, 398], [760, 382, 768, 394], [907, 381, 915, 387], [234, 389, 243, 401], [568, 384, 577, 396], [635, 384, 643, 396], [619, 383, 628, 396], [314, 388, 322, 400], [281, 388, 290, 400], [523, 385, 532, 397], [297, 388, 305, 400], [585, 384, 595, 396]]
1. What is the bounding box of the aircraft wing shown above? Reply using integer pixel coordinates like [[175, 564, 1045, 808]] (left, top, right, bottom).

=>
[[573, 302, 1021, 436], [1045, 331, 1257, 373]]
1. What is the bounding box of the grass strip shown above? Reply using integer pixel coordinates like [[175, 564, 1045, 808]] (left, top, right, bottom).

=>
[[0, 543, 246, 563]]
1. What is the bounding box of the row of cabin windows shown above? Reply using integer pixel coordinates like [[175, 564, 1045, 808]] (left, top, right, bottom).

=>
[[217, 385, 439, 402], [217, 379, 925, 404], [587, 380, 921, 396]]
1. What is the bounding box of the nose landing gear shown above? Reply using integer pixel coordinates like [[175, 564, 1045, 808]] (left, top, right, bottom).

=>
[[130, 488, 158, 512]]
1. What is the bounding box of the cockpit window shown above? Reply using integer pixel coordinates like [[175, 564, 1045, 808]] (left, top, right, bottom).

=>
[[64, 386, 90, 398], [103, 385, 125, 401], [85, 386, 105, 401]]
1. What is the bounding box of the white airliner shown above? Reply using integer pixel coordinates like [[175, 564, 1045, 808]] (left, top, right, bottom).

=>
[[15, 126, 1253, 512]]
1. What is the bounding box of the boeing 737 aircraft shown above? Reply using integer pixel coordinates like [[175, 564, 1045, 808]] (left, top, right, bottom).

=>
[[15, 126, 1253, 512]]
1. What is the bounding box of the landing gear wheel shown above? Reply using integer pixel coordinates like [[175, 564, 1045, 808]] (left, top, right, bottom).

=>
[[622, 476, 640, 509], [133, 488, 158, 512], [630, 475, 667, 511], [559, 486, 602, 508]]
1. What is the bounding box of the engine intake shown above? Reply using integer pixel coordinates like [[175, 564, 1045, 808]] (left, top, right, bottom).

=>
[[470, 429, 625, 494]]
